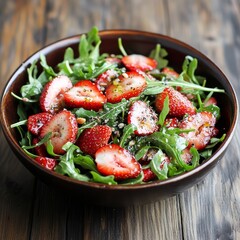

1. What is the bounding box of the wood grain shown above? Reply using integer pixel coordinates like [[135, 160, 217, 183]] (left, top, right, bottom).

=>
[[0, 0, 239, 239]]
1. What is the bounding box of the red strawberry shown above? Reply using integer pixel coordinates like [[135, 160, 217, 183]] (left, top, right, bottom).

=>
[[106, 71, 147, 103], [181, 148, 192, 164], [95, 144, 141, 180], [27, 112, 53, 135], [122, 54, 157, 72], [143, 168, 157, 182], [204, 97, 217, 107], [76, 125, 112, 156], [179, 112, 217, 150], [164, 117, 179, 128], [96, 69, 118, 92], [161, 67, 179, 79], [64, 80, 107, 111], [32, 138, 48, 157], [40, 75, 73, 114], [39, 110, 78, 154], [105, 57, 122, 65], [35, 156, 57, 170], [155, 87, 196, 117], [128, 100, 158, 136]]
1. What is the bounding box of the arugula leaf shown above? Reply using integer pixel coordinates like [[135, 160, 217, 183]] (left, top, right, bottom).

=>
[[55, 143, 90, 182], [149, 44, 168, 69], [119, 124, 137, 147], [150, 149, 168, 180], [120, 171, 144, 185], [90, 171, 117, 185], [158, 96, 169, 126]]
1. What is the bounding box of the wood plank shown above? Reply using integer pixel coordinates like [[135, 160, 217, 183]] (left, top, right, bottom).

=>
[[167, 0, 240, 239], [0, 0, 48, 239]]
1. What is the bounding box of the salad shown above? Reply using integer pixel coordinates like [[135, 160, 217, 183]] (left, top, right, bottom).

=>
[[11, 27, 226, 185]]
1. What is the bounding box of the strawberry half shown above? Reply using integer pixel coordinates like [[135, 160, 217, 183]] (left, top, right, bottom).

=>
[[95, 144, 141, 180], [128, 100, 158, 136], [39, 109, 78, 154], [122, 54, 157, 72], [96, 69, 118, 92], [179, 111, 217, 150], [76, 125, 112, 156], [64, 80, 107, 111], [27, 112, 53, 135], [40, 75, 73, 114], [155, 87, 196, 117], [105, 71, 147, 103], [35, 156, 57, 170], [161, 67, 179, 79]]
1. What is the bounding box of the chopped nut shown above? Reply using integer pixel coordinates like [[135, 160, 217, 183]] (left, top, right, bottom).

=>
[[77, 117, 86, 124]]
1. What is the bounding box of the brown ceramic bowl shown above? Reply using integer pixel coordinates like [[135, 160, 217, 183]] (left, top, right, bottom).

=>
[[0, 30, 238, 206]]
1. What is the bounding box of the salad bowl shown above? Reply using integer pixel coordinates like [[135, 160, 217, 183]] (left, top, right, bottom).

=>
[[0, 29, 238, 206]]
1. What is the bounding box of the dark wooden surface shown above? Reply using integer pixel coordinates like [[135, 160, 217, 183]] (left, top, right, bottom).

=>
[[0, 0, 240, 239]]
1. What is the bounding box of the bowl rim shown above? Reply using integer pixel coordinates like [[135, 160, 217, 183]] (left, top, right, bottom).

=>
[[0, 29, 239, 190]]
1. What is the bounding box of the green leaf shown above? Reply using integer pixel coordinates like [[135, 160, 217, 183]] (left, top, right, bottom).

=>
[[158, 96, 169, 126], [149, 44, 168, 69], [121, 171, 144, 185], [40, 54, 57, 77], [150, 149, 168, 180], [135, 146, 152, 161], [119, 124, 137, 147], [90, 171, 117, 185]]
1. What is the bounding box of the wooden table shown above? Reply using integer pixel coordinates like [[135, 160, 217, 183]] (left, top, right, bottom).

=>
[[0, 0, 239, 239]]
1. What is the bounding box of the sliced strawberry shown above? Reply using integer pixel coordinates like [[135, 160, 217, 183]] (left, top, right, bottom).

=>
[[39, 110, 78, 154], [40, 75, 73, 114], [179, 112, 217, 150], [27, 112, 53, 135], [155, 87, 196, 117], [96, 69, 118, 92], [105, 57, 122, 65], [181, 148, 192, 164], [161, 67, 179, 79], [204, 97, 217, 107], [122, 54, 157, 72], [76, 125, 112, 156], [105, 71, 147, 103], [164, 117, 179, 128], [64, 80, 106, 111], [35, 156, 57, 170], [32, 138, 48, 157], [95, 144, 141, 180], [128, 100, 158, 136], [143, 168, 157, 182]]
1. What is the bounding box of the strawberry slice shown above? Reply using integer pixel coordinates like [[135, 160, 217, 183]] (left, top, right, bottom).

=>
[[128, 100, 158, 136], [204, 97, 217, 107], [122, 54, 157, 72], [179, 112, 217, 150], [76, 125, 112, 156], [95, 144, 141, 180], [35, 156, 57, 170], [27, 112, 53, 135], [155, 87, 196, 117], [96, 69, 118, 92], [161, 67, 179, 79], [105, 71, 147, 103], [64, 80, 107, 111], [40, 75, 73, 114], [39, 110, 78, 154], [32, 138, 48, 157]]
